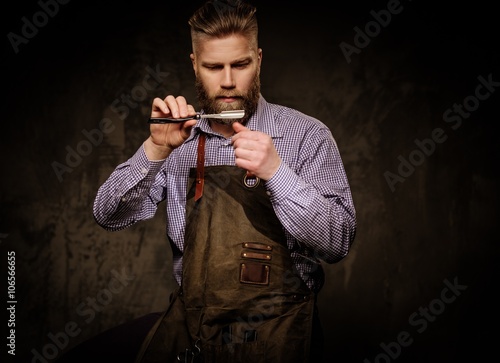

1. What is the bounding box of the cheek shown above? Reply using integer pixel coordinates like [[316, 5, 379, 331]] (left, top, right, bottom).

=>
[[198, 74, 218, 92], [235, 72, 256, 90]]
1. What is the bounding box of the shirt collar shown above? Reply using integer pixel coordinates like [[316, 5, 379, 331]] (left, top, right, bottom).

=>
[[187, 94, 282, 142]]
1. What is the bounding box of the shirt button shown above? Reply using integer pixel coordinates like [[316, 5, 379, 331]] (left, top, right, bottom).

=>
[[140, 167, 148, 175], [121, 197, 127, 202], [266, 191, 271, 196]]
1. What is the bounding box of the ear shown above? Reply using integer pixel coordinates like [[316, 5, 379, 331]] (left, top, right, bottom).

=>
[[190, 53, 197, 75], [257, 48, 263, 74]]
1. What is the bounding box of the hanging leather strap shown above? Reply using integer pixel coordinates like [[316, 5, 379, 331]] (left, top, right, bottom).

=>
[[194, 133, 206, 202]]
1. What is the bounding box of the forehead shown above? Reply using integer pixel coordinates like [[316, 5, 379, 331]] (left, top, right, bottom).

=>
[[194, 34, 258, 63]]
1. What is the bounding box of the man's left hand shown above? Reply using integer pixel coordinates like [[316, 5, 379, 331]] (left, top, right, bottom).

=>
[[231, 122, 281, 181]]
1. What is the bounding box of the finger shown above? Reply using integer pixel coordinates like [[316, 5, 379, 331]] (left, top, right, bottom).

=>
[[181, 119, 197, 137], [232, 131, 263, 146], [232, 121, 249, 134], [175, 96, 190, 118], [152, 97, 169, 115], [187, 104, 197, 118], [233, 138, 256, 153], [233, 147, 252, 161], [164, 95, 181, 118], [232, 122, 255, 144]]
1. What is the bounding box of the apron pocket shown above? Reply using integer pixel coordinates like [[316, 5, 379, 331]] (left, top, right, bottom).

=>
[[240, 263, 270, 285]]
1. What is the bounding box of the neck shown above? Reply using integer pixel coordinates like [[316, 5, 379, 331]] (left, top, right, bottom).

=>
[[210, 121, 234, 138]]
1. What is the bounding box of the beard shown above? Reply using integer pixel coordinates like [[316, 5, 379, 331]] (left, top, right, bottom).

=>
[[195, 73, 261, 126]]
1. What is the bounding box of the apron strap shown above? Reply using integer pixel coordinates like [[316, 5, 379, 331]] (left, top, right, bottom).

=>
[[194, 133, 206, 202]]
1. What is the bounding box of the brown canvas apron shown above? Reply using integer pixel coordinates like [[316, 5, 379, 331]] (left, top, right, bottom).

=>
[[135, 133, 315, 363]]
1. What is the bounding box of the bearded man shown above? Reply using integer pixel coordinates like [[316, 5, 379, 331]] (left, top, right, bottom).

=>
[[60, 1, 357, 362]]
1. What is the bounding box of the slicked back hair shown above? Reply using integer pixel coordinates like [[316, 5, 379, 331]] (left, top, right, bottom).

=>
[[188, 0, 258, 52]]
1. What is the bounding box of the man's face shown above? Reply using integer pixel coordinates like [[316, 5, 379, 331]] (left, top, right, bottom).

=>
[[191, 34, 262, 124]]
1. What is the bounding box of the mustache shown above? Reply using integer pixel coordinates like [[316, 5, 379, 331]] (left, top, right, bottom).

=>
[[215, 93, 244, 98]]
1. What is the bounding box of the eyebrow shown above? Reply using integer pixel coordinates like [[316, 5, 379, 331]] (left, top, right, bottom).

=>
[[201, 56, 253, 67]]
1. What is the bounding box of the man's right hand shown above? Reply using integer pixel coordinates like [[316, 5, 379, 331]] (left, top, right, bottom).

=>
[[144, 95, 198, 160]]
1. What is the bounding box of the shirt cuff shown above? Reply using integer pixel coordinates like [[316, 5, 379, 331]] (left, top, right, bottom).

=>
[[127, 144, 165, 181], [265, 162, 300, 202]]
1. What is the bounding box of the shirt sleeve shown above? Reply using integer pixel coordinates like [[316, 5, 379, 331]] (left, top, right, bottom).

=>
[[92, 144, 167, 231], [265, 127, 356, 264]]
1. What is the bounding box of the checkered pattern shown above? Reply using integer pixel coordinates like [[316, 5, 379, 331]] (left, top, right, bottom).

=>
[[93, 95, 356, 293]]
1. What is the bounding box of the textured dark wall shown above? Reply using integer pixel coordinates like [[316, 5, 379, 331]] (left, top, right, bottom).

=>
[[2, 1, 499, 362]]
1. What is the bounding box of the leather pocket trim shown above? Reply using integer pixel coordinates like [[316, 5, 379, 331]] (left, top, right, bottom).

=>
[[240, 263, 270, 285], [242, 242, 273, 251], [241, 251, 272, 260]]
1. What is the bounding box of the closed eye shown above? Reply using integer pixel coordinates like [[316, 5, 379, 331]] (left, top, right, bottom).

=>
[[202, 58, 252, 71], [205, 65, 224, 70], [232, 62, 250, 69]]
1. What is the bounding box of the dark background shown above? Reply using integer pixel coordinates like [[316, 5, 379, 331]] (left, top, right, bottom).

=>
[[2, 1, 499, 362]]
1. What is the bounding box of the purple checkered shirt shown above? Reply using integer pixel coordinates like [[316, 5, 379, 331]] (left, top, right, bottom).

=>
[[93, 95, 356, 293]]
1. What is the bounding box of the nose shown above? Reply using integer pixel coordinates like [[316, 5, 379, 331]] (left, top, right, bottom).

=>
[[220, 66, 235, 88]]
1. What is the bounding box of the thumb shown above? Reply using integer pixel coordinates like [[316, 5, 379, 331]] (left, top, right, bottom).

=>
[[232, 121, 249, 134], [181, 119, 197, 138]]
